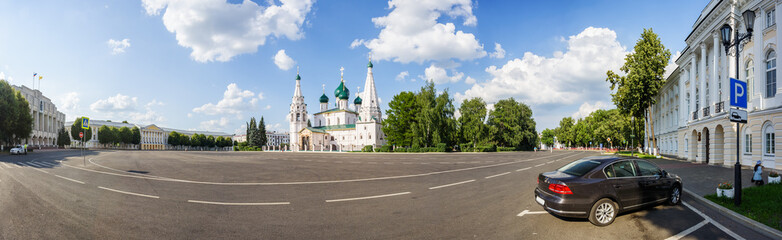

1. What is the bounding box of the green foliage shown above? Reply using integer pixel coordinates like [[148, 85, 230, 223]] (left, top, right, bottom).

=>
[[459, 143, 473, 152], [394, 147, 407, 152], [705, 183, 782, 231], [606, 28, 670, 150], [70, 117, 93, 143], [259, 116, 268, 147], [206, 135, 216, 148], [476, 144, 496, 152], [458, 97, 487, 148], [498, 147, 516, 152], [131, 126, 141, 145], [362, 145, 373, 152], [541, 129, 555, 147], [0, 80, 34, 146], [553, 109, 644, 148], [378, 145, 392, 152], [98, 125, 114, 144], [56, 127, 71, 147], [383, 91, 418, 147], [118, 127, 132, 145], [487, 98, 537, 150], [412, 82, 457, 148], [435, 143, 447, 152], [247, 117, 257, 147]]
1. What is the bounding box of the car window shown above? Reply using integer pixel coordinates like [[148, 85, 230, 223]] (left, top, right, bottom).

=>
[[557, 159, 602, 177], [636, 160, 662, 176], [611, 161, 636, 177], [603, 165, 615, 178]]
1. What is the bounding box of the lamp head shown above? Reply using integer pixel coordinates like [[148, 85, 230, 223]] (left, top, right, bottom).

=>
[[720, 24, 732, 47], [743, 10, 756, 33]]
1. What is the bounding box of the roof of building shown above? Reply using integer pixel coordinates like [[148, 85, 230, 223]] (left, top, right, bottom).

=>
[[354, 96, 362, 104], [334, 81, 350, 99], [368, 60, 373, 68], [314, 108, 358, 115], [296, 73, 301, 80], [320, 93, 329, 103]]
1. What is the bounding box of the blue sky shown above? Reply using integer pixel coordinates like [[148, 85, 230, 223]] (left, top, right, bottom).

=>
[[0, 0, 709, 134]]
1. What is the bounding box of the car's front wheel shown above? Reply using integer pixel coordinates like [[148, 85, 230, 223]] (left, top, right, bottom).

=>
[[588, 198, 618, 226], [667, 185, 682, 205]]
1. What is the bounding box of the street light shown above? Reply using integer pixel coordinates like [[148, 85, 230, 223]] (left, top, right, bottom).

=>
[[720, 9, 755, 207]]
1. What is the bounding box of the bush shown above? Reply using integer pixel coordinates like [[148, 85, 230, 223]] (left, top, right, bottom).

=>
[[394, 147, 407, 152], [476, 144, 496, 152], [459, 143, 473, 152], [436, 143, 447, 152], [362, 145, 374, 152], [498, 146, 516, 152], [378, 145, 392, 152]]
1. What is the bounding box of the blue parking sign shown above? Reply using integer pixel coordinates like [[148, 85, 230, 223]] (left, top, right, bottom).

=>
[[730, 78, 747, 109]]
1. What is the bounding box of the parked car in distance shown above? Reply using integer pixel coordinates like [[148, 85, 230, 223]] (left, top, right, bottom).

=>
[[534, 156, 682, 226], [10, 145, 27, 155]]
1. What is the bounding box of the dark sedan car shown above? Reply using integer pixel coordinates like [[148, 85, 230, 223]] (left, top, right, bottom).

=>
[[534, 156, 682, 226]]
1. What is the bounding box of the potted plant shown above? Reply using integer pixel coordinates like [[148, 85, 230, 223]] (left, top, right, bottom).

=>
[[769, 171, 781, 184], [717, 182, 734, 198]]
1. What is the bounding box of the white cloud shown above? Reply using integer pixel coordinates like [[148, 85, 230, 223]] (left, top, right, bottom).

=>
[[264, 105, 271, 110], [353, 0, 485, 64], [464, 76, 476, 84], [233, 124, 247, 135], [90, 94, 138, 112], [146, 99, 164, 108], [60, 92, 80, 112], [419, 64, 464, 84], [664, 51, 681, 79], [107, 38, 131, 55], [273, 49, 295, 70], [571, 101, 610, 120], [489, 43, 505, 59], [192, 83, 261, 117], [457, 27, 627, 106], [199, 117, 230, 131], [0, 72, 14, 84], [142, 0, 314, 62], [395, 71, 409, 81]]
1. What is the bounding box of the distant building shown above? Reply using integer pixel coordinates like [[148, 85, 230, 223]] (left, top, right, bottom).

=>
[[267, 131, 289, 146], [64, 119, 232, 150], [233, 134, 247, 143], [11, 84, 66, 148]]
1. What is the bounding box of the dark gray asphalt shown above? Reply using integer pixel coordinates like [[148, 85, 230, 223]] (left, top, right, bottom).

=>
[[0, 150, 769, 239]]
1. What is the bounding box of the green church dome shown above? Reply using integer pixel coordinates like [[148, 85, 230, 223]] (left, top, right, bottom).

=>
[[319, 93, 329, 103], [368, 60, 373, 68], [334, 81, 350, 100], [354, 96, 363, 104], [296, 74, 301, 80]]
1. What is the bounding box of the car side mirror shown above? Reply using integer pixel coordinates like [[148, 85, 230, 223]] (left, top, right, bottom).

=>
[[661, 170, 668, 177]]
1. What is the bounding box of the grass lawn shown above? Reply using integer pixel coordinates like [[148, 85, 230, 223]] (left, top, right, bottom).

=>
[[704, 183, 782, 231], [615, 152, 657, 159]]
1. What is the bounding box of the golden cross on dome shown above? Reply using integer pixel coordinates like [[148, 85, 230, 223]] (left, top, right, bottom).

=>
[[322, 84, 325, 93], [340, 67, 344, 81]]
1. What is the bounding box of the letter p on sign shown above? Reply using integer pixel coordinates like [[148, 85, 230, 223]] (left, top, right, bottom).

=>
[[730, 78, 748, 109]]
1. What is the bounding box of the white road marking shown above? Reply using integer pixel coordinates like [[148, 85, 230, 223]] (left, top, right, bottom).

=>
[[98, 186, 160, 199], [429, 179, 476, 190], [516, 167, 532, 172], [517, 210, 548, 217], [187, 200, 289, 206], [534, 163, 545, 167], [681, 202, 745, 240], [54, 174, 85, 184], [485, 172, 511, 179], [35, 162, 56, 167], [326, 192, 411, 203], [664, 220, 709, 240], [25, 162, 46, 168], [0, 162, 13, 168]]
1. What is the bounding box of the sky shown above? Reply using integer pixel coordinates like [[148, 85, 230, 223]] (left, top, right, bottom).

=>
[[0, 0, 710, 135]]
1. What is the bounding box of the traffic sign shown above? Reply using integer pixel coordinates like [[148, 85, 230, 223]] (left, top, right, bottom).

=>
[[729, 108, 748, 123], [730, 78, 747, 109], [81, 117, 90, 130], [79, 132, 84, 139]]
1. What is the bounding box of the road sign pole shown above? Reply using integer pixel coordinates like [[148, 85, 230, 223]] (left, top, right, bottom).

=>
[[82, 129, 85, 166]]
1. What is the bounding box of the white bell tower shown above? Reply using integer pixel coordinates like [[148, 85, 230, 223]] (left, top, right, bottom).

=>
[[289, 68, 308, 151]]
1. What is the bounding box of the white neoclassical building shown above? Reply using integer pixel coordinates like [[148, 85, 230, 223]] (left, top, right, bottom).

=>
[[11, 84, 66, 147], [648, 0, 781, 171], [65, 119, 232, 150]]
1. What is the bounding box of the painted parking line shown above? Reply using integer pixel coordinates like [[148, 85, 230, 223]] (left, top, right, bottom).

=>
[[428, 179, 475, 190], [187, 200, 290, 206], [485, 172, 511, 179], [98, 186, 160, 199], [25, 162, 46, 168], [517, 210, 548, 217], [326, 192, 411, 203], [35, 161, 56, 167], [54, 174, 85, 184], [681, 201, 745, 240], [516, 167, 532, 172], [664, 220, 709, 240], [19, 163, 49, 173], [534, 163, 545, 167]]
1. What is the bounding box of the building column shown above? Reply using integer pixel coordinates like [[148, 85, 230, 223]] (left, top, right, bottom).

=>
[[713, 33, 720, 108], [700, 43, 707, 116], [690, 57, 697, 120]]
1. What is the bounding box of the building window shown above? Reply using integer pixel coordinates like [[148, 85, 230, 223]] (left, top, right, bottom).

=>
[[747, 60, 754, 101], [763, 123, 775, 156], [767, 50, 776, 98], [768, 8, 776, 28], [745, 133, 753, 154]]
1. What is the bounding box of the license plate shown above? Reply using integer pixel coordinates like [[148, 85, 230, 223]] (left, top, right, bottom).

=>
[[535, 196, 545, 206]]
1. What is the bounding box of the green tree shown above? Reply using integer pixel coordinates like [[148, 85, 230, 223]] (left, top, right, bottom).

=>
[[206, 135, 216, 148], [10, 90, 33, 145], [555, 117, 575, 147], [0, 80, 33, 146], [131, 126, 141, 146], [247, 117, 257, 147], [168, 131, 181, 146], [70, 117, 93, 144], [56, 127, 71, 147], [259, 116, 268, 147], [606, 28, 670, 152], [98, 125, 113, 146], [118, 127, 132, 146], [541, 128, 555, 147], [487, 98, 537, 150], [458, 97, 487, 148], [382, 91, 418, 147]]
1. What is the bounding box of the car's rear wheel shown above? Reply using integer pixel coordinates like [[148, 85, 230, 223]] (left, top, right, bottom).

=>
[[667, 185, 681, 205], [588, 198, 617, 226]]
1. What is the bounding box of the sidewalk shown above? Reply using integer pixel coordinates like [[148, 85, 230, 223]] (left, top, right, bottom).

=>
[[645, 156, 782, 239]]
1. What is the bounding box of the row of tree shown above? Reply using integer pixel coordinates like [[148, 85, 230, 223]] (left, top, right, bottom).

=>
[[96, 125, 141, 147], [245, 116, 268, 148], [168, 131, 233, 149], [383, 81, 538, 151], [541, 109, 645, 149], [0, 80, 33, 146]]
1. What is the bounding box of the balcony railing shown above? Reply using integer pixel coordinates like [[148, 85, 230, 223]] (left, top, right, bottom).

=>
[[715, 101, 724, 114], [702, 107, 710, 117], [692, 110, 698, 120]]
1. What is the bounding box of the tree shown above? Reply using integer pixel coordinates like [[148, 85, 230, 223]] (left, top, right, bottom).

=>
[[247, 117, 257, 147], [259, 116, 268, 147], [70, 117, 93, 144], [307, 119, 312, 127], [410, 81, 456, 148], [56, 127, 71, 147], [555, 117, 575, 147], [118, 127, 132, 146], [206, 135, 216, 148], [486, 98, 537, 150], [382, 91, 418, 147], [541, 128, 555, 147], [0, 80, 34, 146], [458, 97, 487, 147], [10, 90, 33, 145], [131, 126, 141, 146], [606, 28, 670, 153], [98, 125, 114, 146], [168, 131, 181, 146]]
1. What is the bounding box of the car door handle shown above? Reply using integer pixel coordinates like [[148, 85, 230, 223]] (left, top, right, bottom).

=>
[[613, 184, 622, 189]]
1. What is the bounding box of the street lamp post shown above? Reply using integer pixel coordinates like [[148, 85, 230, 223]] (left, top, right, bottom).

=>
[[631, 116, 635, 157], [720, 10, 755, 207]]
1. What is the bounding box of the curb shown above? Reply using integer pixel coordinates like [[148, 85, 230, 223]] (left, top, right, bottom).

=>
[[683, 188, 782, 239]]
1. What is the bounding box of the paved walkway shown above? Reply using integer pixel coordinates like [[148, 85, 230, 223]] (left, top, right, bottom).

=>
[[647, 157, 773, 197]]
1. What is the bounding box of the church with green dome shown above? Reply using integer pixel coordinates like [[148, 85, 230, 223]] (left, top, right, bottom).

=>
[[288, 60, 386, 151]]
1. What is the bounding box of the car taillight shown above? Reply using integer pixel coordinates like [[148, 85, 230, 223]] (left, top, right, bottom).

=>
[[548, 183, 573, 194]]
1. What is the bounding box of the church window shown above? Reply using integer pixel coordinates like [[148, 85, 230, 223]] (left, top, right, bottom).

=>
[[369, 135, 372, 139], [328, 119, 331, 125], [338, 118, 341, 125], [296, 113, 300, 121]]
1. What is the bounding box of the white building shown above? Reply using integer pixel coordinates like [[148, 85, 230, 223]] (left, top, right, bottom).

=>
[[11, 84, 66, 148], [288, 60, 386, 151], [267, 131, 289, 146], [65, 119, 232, 150], [233, 134, 247, 143], [648, 0, 781, 170]]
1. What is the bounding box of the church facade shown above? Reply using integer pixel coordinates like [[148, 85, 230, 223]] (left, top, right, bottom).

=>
[[288, 61, 386, 151]]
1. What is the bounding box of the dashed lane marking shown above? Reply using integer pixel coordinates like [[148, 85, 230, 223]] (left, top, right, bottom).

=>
[[98, 186, 160, 199], [325, 192, 411, 203], [429, 179, 476, 190], [187, 200, 290, 206], [534, 163, 545, 167], [485, 172, 511, 179], [517, 210, 548, 217], [54, 174, 85, 184], [516, 167, 532, 172]]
